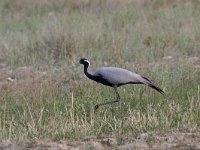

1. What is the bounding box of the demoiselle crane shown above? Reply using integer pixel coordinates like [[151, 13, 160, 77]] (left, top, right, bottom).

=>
[[79, 58, 165, 110]]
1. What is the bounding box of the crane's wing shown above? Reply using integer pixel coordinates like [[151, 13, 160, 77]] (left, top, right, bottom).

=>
[[93, 67, 140, 85], [93, 67, 165, 95]]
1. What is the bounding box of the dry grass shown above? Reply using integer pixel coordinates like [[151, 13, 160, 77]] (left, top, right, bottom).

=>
[[0, 0, 199, 142]]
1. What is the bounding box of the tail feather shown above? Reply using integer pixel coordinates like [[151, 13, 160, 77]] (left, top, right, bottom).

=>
[[140, 76, 165, 95], [148, 83, 165, 95]]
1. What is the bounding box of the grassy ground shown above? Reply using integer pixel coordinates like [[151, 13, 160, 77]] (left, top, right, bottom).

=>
[[0, 0, 199, 142]]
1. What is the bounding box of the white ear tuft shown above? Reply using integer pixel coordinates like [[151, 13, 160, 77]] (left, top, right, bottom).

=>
[[85, 60, 90, 66]]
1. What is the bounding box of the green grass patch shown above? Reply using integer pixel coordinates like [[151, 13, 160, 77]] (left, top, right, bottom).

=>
[[0, 0, 199, 141]]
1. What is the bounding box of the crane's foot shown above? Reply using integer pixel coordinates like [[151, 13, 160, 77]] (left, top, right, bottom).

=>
[[94, 104, 99, 110], [116, 101, 121, 109]]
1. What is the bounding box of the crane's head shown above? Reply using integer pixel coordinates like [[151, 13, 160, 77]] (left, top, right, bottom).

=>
[[79, 58, 90, 67]]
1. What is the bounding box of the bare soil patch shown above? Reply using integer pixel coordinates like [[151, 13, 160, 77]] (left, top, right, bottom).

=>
[[1, 131, 200, 150]]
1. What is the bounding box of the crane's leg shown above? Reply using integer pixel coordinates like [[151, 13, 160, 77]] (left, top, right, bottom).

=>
[[94, 86, 120, 110]]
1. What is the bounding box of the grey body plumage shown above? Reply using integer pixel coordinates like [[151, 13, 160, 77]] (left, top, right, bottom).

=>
[[93, 67, 143, 86], [80, 58, 165, 110]]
